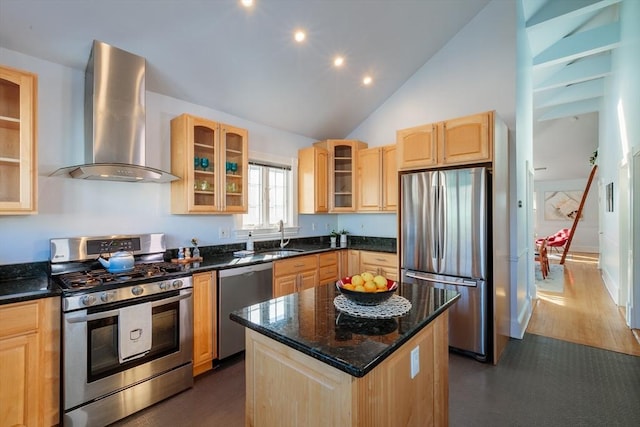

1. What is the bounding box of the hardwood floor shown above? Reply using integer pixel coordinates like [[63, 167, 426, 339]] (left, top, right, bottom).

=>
[[527, 252, 640, 356]]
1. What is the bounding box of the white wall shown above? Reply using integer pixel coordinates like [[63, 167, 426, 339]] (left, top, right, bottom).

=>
[[0, 47, 340, 265], [598, 0, 640, 305], [534, 179, 599, 252]]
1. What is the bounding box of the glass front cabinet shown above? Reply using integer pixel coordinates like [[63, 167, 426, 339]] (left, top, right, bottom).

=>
[[170, 114, 247, 214], [314, 139, 367, 212], [0, 66, 37, 214]]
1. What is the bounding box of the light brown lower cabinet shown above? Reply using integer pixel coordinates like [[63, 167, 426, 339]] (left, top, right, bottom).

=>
[[360, 250, 398, 281], [347, 249, 361, 276], [318, 251, 339, 285], [245, 311, 450, 427], [273, 255, 319, 297], [193, 271, 216, 376], [0, 297, 60, 427]]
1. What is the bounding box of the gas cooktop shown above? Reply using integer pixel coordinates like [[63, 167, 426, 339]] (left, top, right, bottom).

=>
[[55, 261, 188, 291]]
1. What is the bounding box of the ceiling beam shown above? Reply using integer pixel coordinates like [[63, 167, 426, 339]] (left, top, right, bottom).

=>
[[537, 98, 601, 121], [526, 0, 620, 29], [533, 21, 620, 68], [535, 78, 604, 108], [534, 54, 611, 92]]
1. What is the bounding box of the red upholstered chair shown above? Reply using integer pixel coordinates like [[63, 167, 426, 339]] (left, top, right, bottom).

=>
[[545, 228, 570, 253]]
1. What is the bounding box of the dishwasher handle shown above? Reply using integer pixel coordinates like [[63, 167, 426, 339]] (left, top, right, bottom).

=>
[[219, 262, 273, 278]]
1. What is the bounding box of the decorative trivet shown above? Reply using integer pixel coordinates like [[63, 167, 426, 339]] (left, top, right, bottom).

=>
[[333, 294, 412, 319]]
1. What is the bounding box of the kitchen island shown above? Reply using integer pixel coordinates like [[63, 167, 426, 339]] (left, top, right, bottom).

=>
[[230, 282, 459, 427]]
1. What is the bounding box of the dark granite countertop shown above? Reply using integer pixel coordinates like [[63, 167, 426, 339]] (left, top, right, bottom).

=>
[[0, 236, 396, 305], [183, 237, 396, 274], [0, 262, 60, 305], [230, 282, 459, 378]]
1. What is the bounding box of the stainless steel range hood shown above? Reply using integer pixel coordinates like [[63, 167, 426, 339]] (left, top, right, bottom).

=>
[[51, 40, 178, 183]]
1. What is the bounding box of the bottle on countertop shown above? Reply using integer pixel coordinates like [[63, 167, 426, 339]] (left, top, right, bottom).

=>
[[246, 231, 254, 252], [192, 245, 200, 259], [185, 247, 191, 259], [178, 247, 185, 259]]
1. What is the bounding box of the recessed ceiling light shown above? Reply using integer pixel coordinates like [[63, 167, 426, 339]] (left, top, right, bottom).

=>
[[363, 75, 373, 86], [333, 56, 345, 67], [240, 0, 254, 8], [294, 30, 306, 43]]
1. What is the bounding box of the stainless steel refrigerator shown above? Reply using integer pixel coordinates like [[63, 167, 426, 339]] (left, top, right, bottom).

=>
[[400, 167, 490, 361]]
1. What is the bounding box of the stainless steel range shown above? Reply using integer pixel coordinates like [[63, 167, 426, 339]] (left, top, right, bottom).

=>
[[50, 233, 194, 427]]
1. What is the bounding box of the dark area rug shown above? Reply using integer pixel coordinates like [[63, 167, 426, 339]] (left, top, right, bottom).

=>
[[449, 333, 640, 427]]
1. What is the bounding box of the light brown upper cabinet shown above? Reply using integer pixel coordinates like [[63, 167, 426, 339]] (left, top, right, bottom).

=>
[[298, 145, 328, 214], [314, 139, 367, 212], [396, 123, 437, 170], [357, 144, 397, 212], [439, 111, 492, 166], [0, 66, 37, 215], [171, 113, 248, 214], [397, 111, 493, 170]]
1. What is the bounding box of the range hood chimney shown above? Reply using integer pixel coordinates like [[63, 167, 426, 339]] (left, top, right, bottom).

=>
[[51, 40, 178, 183]]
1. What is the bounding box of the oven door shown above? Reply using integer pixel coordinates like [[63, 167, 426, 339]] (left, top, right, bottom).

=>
[[63, 288, 193, 411]]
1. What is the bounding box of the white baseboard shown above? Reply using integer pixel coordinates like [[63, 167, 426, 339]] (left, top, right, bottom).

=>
[[601, 267, 619, 305], [511, 294, 532, 339]]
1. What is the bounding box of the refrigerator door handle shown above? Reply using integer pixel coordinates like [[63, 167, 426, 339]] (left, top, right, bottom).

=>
[[430, 172, 439, 259], [405, 271, 478, 287], [438, 171, 446, 267]]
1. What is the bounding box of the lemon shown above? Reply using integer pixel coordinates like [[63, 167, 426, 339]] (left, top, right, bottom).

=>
[[342, 283, 355, 290], [361, 272, 374, 282], [351, 274, 364, 286], [354, 285, 366, 292], [364, 281, 377, 292], [373, 275, 387, 287]]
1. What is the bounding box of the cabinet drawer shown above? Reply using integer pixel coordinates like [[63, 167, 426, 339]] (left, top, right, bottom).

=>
[[318, 251, 338, 267], [359, 251, 397, 268], [319, 265, 339, 282], [0, 300, 39, 338], [274, 255, 318, 277]]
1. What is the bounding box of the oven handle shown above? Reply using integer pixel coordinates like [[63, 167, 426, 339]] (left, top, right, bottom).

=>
[[66, 291, 192, 323]]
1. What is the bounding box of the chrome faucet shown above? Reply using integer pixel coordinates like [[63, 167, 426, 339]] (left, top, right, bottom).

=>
[[278, 220, 290, 248]]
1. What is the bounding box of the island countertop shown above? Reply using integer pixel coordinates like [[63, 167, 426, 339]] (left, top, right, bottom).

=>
[[230, 282, 459, 377]]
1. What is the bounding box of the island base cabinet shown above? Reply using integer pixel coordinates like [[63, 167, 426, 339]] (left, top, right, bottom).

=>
[[245, 311, 449, 427]]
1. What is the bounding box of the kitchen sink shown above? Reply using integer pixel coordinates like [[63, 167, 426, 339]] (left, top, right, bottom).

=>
[[259, 249, 305, 257]]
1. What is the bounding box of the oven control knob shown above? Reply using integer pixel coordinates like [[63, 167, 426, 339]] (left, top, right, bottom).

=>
[[131, 286, 144, 296], [81, 295, 96, 306], [172, 279, 183, 289], [100, 292, 114, 303], [159, 282, 170, 290]]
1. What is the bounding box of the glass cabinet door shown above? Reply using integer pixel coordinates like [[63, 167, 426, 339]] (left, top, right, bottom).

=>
[[332, 143, 353, 209], [220, 125, 247, 213], [0, 66, 37, 214], [192, 123, 216, 210]]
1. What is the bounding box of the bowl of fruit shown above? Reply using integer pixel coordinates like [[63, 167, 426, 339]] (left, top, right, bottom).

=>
[[336, 272, 398, 306]]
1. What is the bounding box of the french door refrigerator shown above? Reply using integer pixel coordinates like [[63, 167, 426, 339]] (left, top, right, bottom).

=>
[[400, 166, 490, 361]]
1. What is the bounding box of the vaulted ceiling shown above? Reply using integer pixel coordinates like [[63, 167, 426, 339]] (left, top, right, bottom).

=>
[[0, 0, 489, 141], [522, 0, 620, 181], [523, 0, 620, 122]]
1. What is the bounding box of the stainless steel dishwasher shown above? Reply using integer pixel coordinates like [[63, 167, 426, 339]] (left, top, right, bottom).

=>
[[218, 262, 273, 359]]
